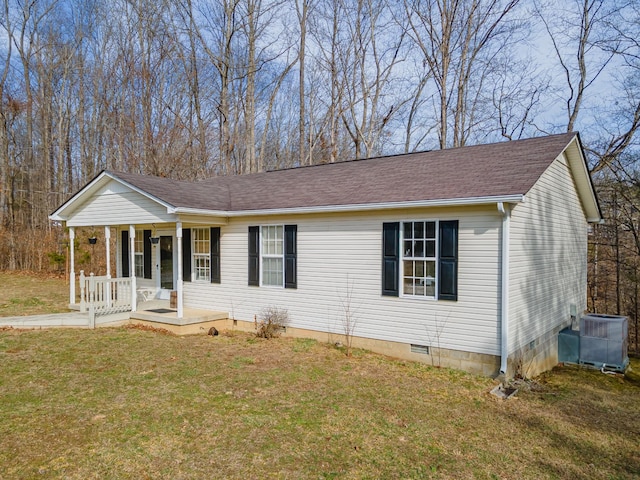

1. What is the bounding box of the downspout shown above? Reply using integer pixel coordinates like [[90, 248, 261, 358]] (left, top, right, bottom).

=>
[[497, 202, 510, 375]]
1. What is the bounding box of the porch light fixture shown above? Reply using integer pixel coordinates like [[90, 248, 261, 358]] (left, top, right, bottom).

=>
[[88, 237, 97, 245], [150, 224, 160, 244]]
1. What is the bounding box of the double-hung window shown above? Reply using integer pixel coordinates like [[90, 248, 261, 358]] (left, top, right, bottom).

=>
[[134, 230, 144, 278], [261, 225, 284, 287], [192, 228, 211, 281], [382, 220, 458, 300], [248, 225, 297, 288], [402, 221, 437, 297]]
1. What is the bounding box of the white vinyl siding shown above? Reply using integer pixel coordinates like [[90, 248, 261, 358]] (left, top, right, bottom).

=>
[[192, 228, 210, 282], [509, 153, 588, 352], [66, 180, 176, 226], [183, 207, 503, 357]]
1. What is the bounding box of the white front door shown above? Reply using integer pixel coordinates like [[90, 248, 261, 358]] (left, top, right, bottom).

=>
[[156, 234, 177, 298]]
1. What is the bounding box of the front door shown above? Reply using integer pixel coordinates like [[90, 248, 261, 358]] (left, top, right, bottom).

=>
[[160, 235, 174, 290]]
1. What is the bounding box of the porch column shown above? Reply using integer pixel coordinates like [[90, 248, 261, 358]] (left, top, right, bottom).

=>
[[176, 221, 184, 319], [69, 227, 76, 305], [104, 226, 111, 278], [130, 225, 137, 312]]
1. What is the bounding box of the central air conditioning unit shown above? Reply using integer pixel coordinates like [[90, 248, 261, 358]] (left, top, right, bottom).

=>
[[558, 314, 629, 373]]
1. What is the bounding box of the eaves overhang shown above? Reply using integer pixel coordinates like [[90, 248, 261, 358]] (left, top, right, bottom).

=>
[[169, 194, 526, 218], [560, 133, 603, 223]]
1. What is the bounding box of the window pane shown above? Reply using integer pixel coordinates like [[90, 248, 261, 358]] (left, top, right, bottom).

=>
[[403, 261, 413, 276], [416, 261, 424, 277], [403, 278, 413, 295], [414, 221, 424, 239], [404, 222, 413, 239], [134, 230, 144, 254], [414, 240, 424, 258], [426, 240, 435, 258], [262, 257, 283, 286], [404, 241, 412, 257], [425, 283, 436, 297], [426, 261, 436, 278], [415, 281, 425, 296], [425, 222, 436, 238]]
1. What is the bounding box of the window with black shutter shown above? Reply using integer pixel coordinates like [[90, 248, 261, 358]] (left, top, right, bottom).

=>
[[182, 228, 192, 282], [284, 225, 297, 289], [248, 226, 260, 286], [249, 225, 297, 288], [211, 227, 221, 283], [121, 230, 130, 277], [382, 220, 458, 301], [143, 230, 152, 279], [438, 220, 458, 301], [382, 222, 400, 296]]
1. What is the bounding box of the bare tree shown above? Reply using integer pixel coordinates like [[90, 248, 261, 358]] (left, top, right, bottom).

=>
[[404, 0, 523, 149]]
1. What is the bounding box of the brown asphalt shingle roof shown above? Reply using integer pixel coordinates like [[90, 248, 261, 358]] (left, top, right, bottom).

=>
[[110, 132, 578, 213]]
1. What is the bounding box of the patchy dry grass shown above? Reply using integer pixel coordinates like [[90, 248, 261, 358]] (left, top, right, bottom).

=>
[[0, 328, 638, 479], [0, 271, 69, 317]]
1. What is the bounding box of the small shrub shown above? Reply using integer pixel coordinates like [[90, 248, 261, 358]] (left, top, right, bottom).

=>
[[255, 307, 289, 339]]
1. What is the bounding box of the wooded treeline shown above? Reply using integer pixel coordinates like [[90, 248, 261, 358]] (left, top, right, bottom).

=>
[[1, 0, 640, 350]]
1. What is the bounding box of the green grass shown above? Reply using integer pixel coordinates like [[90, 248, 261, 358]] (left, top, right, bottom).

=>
[[0, 327, 638, 479], [0, 271, 69, 316]]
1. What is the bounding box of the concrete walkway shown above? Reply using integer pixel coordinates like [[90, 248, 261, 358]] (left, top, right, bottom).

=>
[[0, 311, 90, 328]]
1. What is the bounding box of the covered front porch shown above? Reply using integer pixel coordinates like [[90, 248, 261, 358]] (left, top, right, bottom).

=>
[[71, 270, 229, 334], [50, 171, 229, 331], [68, 222, 226, 330]]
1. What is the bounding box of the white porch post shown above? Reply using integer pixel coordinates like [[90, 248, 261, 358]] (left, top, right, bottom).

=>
[[104, 226, 112, 308], [104, 226, 111, 278], [130, 225, 137, 312], [69, 227, 76, 305], [176, 221, 184, 319]]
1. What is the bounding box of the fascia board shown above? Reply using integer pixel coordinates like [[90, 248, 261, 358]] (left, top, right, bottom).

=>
[[49, 171, 111, 221], [170, 194, 525, 218], [561, 135, 603, 223]]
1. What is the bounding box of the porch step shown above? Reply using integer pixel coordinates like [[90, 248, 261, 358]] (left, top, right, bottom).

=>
[[130, 308, 228, 326]]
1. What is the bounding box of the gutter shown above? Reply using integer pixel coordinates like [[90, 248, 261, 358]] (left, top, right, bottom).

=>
[[497, 202, 511, 375], [167, 194, 526, 217]]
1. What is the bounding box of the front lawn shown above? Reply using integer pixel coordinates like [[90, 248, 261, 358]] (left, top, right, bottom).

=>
[[0, 272, 69, 317], [0, 327, 638, 479]]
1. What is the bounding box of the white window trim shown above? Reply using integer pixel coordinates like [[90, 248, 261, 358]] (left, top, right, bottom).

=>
[[192, 227, 211, 282], [400, 219, 439, 300], [260, 225, 285, 288], [134, 229, 144, 278]]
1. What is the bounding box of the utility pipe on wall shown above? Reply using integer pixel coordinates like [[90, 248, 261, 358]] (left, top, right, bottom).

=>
[[497, 202, 511, 375]]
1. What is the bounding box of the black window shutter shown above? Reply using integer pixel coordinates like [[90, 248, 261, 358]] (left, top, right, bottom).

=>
[[438, 220, 458, 301], [143, 230, 152, 279], [182, 228, 192, 282], [248, 226, 260, 286], [382, 222, 400, 296], [121, 230, 130, 277], [284, 224, 297, 289], [210, 227, 221, 284]]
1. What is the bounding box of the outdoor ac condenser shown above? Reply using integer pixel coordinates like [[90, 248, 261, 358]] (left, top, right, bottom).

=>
[[579, 314, 629, 372]]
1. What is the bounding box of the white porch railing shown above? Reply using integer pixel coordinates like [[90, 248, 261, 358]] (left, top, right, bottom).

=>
[[79, 270, 132, 328]]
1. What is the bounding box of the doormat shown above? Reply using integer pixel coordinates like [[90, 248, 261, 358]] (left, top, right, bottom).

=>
[[146, 308, 176, 314]]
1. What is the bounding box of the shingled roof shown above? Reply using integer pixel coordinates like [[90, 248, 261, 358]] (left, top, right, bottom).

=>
[[52, 132, 601, 221], [110, 132, 580, 212]]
